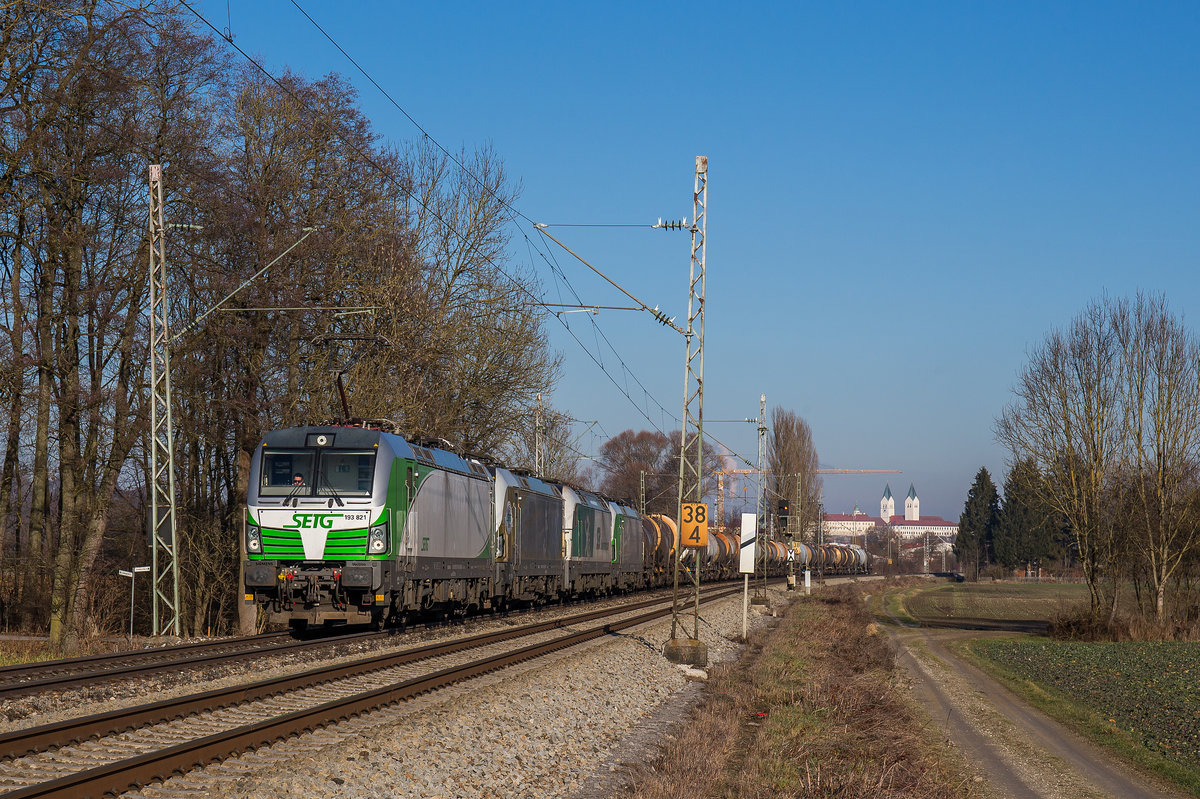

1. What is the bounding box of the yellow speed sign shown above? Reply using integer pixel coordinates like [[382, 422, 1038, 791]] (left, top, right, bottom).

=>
[[679, 502, 708, 548]]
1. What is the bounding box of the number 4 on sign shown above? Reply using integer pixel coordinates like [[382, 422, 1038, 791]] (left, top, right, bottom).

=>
[[680, 502, 708, 548]]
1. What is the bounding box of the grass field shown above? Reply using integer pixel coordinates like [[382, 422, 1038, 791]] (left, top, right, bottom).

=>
[[963, 638, 1200, 794], [903, 582, 1088, 623], [878, 580, 1200, 795]]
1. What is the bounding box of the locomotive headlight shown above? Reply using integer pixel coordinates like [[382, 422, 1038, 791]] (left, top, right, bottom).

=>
[[368, 523, 388, 554], [246, 524, 262, 554]]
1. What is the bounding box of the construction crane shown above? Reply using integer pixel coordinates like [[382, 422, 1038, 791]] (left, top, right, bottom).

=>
[[714, 468, 901, 526]]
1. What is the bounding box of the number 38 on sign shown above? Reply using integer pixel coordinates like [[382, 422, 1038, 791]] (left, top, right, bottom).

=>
[[679, 502, 708, 548]]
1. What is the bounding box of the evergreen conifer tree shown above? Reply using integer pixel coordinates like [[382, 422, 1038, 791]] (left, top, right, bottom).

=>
[[956, 467, 1000, 579], [995, 459, 1054, 570]]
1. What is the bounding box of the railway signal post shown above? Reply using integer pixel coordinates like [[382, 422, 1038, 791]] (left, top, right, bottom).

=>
[[669, 501, 710, 663], [751, 393, 769, 607]]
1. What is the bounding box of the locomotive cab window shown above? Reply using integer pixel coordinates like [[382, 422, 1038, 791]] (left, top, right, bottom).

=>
[[260, 450, 315, 495], [317, 451, 376, 496]]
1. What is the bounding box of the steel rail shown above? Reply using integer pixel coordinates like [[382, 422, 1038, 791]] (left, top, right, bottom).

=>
[[4, 585, 741, 799], [0, 629, 394, 699]]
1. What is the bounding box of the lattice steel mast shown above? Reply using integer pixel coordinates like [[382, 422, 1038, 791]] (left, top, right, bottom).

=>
[[669, 156, 707, 642], [147, 165, 181, 636]]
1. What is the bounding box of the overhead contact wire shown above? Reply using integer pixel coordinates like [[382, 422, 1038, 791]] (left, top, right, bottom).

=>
[[281, 0, 689, 434], [280, 0, 694, 446], [185, 1, 742, 465]]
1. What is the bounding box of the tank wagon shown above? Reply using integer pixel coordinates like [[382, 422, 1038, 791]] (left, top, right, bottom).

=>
[[791, 543, 871, 574], [243, 425, 868, 628]]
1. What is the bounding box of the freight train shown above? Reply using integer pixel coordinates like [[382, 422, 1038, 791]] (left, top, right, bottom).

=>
[[242, 426, 869, 628]]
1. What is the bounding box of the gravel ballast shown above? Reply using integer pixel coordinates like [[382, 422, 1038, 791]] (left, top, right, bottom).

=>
[[1, 590, 683, 734], [132, 585, 796, 799]]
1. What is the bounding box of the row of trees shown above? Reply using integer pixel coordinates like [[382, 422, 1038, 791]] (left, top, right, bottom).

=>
[[956, 465, 1071, 580], [0, 1, 557, 645], [995, 293, 1200, 628]]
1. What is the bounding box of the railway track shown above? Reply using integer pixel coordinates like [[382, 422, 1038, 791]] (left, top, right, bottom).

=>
[[0, 585, 740, 799], [0, 628, 394, 699], [0, 588, 690, 700], [0, 593, 628, 700]]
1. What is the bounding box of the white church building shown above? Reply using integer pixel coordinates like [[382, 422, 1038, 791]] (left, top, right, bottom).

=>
[[820, 483, 958, 542]]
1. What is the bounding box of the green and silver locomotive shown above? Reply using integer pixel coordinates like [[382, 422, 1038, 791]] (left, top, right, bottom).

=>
[[244, 425, 496, 628], [243, 425, 655, 628]]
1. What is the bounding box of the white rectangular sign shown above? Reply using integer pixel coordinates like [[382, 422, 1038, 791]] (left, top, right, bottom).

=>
[[739, 513, 757, 574]]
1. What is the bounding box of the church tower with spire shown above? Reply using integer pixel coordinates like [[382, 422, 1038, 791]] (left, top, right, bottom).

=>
[[881, 483, 895, 521], [904, 483, 920, 521]]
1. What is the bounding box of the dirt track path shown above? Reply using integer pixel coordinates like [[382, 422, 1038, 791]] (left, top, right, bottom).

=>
[[889, 625, 1191, 799]]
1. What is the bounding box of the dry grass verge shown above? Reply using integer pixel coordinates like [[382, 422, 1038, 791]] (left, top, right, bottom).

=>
[[0, 636, 123, 666], [1049, 605, 1200, 642], [625, 586, 973, 799]]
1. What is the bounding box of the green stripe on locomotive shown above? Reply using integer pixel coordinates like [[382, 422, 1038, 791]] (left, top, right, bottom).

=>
[[611, 513, 625, 564], [247, 457, 406, 561], [387, 455, 408, 558], [251, 511, 385, 559]]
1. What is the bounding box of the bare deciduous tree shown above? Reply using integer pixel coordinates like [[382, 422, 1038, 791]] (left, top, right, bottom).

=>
[[596, 430, 673, 512], [595, 429, 718, 515], [998, 299, 1123, 615], [1111, 294, 1200, 623], [0, 3, 562, 643], [999, 293, 1200, 629], [504, 401, 583, 485], [766, 407, 821, 540]]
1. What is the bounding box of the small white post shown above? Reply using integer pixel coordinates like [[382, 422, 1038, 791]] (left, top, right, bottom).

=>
[[742, 574, 749, 640], [739, 513, 757, 641], [119, 566, 151, 641]]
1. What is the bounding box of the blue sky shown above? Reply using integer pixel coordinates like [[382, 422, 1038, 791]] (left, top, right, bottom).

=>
[[194, 1, 1200, 518]]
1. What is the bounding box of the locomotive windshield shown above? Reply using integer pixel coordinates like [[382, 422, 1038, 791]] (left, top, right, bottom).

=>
[[316, 450, 376, 496], [259, 449, 376, 497]]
